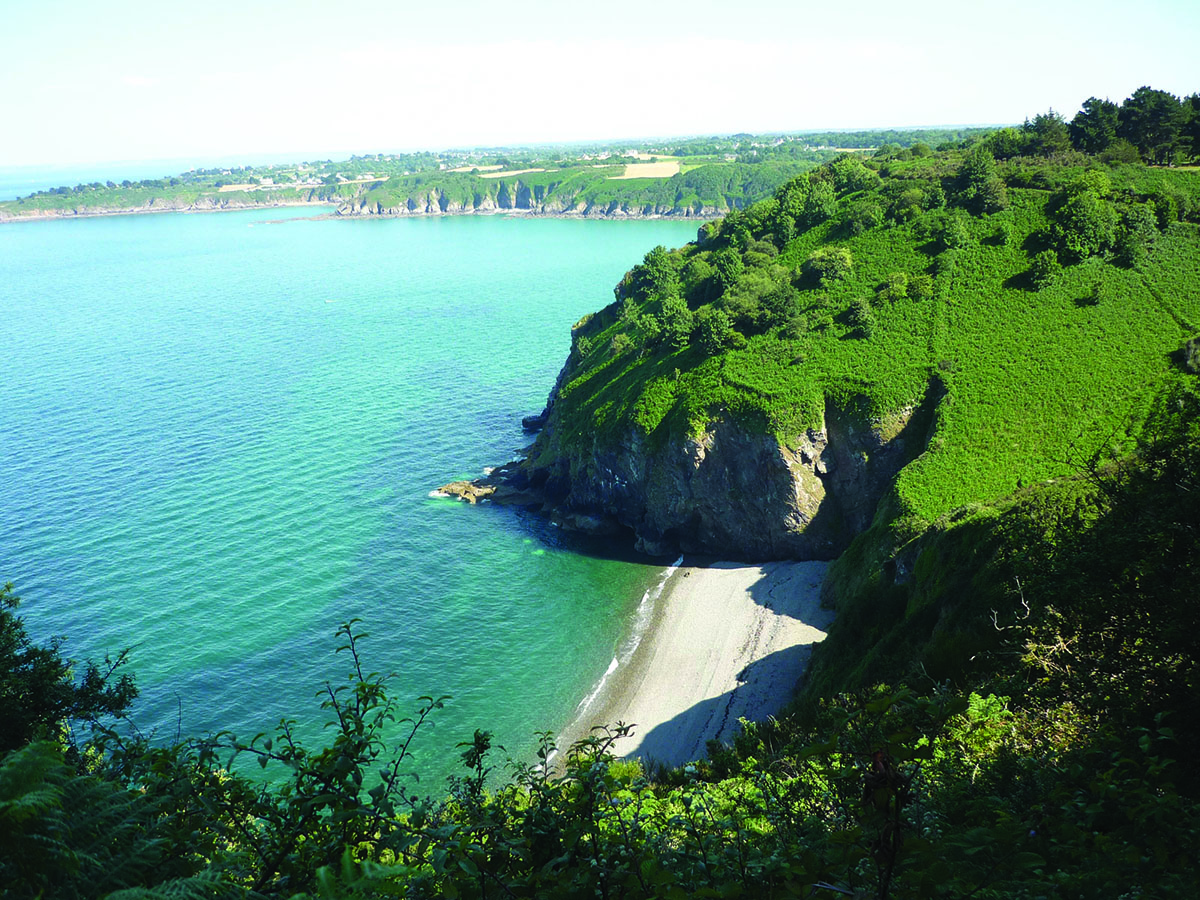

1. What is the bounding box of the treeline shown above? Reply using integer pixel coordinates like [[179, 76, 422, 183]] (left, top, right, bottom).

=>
[[973, 85, 1200, 165]]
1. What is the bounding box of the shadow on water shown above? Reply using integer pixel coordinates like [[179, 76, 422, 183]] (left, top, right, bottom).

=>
[[489, 502, 660, 566], [630, 642, 819, 769]]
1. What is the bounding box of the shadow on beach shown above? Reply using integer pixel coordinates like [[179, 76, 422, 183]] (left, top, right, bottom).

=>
[[626, 641, 820, 769]]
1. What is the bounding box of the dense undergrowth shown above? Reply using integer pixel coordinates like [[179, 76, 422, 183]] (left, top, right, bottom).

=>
[[3, 90, 1200, 897], [3, 394, 1198, 897]]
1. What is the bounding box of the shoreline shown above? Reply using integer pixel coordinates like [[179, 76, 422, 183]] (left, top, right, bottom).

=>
[[554, 558, 833, 770], [1, 200, 722, 225], [0, 198, 334, 223]]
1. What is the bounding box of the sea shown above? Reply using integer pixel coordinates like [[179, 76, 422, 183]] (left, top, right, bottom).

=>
[[0, 202, 698, 787]]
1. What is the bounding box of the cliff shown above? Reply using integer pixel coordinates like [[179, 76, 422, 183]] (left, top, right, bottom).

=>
[[335, 179, 729, 219], [0, 188, 340, 221], [444, 363, 938, 560], [440, 149, 1200, 563]]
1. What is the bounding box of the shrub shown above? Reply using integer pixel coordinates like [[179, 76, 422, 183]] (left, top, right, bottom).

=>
[[1114, 203, 1157, 269], [936, 211, 971, 250], [848, 297, 876, 338], [953, 146, 1008, 213], [933, 249, 959, 277], [658, 294, 694, 350], [803, 247, 853, 285], [830, 154, 882, 195], [1030, 249, 1061, 287], [1051, 189, 1116, 262], [681, 256, 718, 307], [696, 308, 738, 355], [838, 198, 884, 236], [908, 273, 935, 301], [878, 271, 910, 303], [711, 247, 744, 292], [1183, 335, 1200, 373]]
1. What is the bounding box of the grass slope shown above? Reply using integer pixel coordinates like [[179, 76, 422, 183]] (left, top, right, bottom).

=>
[[547, 151, 1200, 536]]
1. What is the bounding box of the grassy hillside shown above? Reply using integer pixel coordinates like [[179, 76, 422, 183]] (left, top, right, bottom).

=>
[[547, 149, 1200, 540]]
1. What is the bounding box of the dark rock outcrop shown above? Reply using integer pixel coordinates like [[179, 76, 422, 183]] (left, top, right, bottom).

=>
[[441, 379, 943, 561]]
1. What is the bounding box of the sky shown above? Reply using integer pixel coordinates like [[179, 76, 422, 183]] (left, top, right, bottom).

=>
[[2, 0, 1198, 169]]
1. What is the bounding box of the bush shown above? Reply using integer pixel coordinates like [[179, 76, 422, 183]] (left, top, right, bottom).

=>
[[935, 211, 971, 250], [1030, 249, 1061, 287], [933, 249, 959, 277], [696, 308, 738, 355], [954, 146, 1008, 213], [1, 583, 136, 755], [657, 294, 693, 350], [1051, 189, 1116, 262], [848, 296, 876, 338], [830, 154, 882, 195], [838, 198, 884, 236], [803, 247, 853, 285], [1114, 203, 1157, 269], [878, 271, 910, 303], [908, 273, 935, 301]]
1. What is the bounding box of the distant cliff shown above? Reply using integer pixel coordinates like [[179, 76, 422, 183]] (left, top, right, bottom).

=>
[[335, 180, 729, 219], [2, 160, 814, 223]]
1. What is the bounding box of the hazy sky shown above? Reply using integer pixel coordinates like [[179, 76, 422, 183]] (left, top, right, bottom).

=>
[[3, 0, 1198, 167]]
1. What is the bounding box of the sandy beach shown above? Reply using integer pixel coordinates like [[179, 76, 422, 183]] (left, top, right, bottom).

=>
[[558, 559, 833, 768]]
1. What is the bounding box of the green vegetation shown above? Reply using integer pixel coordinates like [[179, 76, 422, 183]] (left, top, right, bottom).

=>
[[0, 128, 1015, 221], [537, 85, 1200, 532], [3, 87, 1200, 897], [4, 399, 1199, 896]]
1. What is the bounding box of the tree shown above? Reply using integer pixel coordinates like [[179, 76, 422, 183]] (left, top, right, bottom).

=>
[[632, 245, 681, 302], [985, 127, 1031, 160], [848, 297, 876, 338], [803, 247, 853, 285], [1118, 86, 1186, 164], [1029, 249, 1060, 287], [1069, 97, 1120, 154], [657, 294, 694, 350], [1114, 202, 1157, 268], [1184, 93, 1200, 159], [800, 178, 837, 225], [829, 154, 882, 195], [696, 308, 737, 355], [878, 271, 910, 303], [953, 146, 1007, 213], [837, 198, 883, 236], [933, 210, 971, 251], [681, 256, 718, 307], [711, 246, 744, 293], [1051, 187, 1116, 262], [0, 583, 136, 756], [1023, 110, 1071, 156]]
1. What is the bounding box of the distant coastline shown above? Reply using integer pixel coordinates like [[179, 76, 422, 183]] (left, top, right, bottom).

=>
[[0, 198, 723, 224], [0, 198, 333, 223]]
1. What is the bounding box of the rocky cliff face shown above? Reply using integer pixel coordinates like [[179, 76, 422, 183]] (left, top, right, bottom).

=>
[[0, 193, 331, 221], [470, 381, 941, 561], [334, 180, 728, 220]]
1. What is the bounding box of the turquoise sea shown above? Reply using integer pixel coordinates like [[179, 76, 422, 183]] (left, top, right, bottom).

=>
[[0, 207, 698, 785]]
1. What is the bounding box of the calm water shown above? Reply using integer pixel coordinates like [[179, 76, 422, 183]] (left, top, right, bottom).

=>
[[0, 207, 697, 785]]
